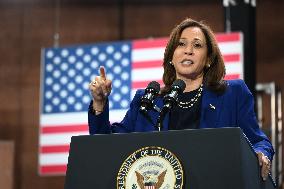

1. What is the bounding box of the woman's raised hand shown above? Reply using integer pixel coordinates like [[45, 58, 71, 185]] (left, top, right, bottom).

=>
[[89, 66, 112, 113]]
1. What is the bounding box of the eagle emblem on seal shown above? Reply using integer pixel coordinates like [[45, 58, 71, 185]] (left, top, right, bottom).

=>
[[116, 147, 183, 189], [135, 170, 167, 189]]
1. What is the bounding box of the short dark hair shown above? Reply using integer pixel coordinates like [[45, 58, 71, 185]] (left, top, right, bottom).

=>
[[161, 18, 227, 95]]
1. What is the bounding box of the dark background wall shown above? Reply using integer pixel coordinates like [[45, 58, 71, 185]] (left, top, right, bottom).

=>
[[0, 0, 283, 189]]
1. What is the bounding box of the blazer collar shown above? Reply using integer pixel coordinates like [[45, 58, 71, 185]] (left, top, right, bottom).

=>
[[153, 86, 223, 130]]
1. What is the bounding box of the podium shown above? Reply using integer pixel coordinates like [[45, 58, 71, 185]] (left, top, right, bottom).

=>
[[64, 128, 276, 189]]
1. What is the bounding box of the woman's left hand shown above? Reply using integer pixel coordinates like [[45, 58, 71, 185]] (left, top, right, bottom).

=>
[[256, 152, 271, 181]]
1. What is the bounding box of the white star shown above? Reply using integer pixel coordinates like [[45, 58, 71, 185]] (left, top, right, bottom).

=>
[[83, 95, 90, 104], [68, 56, 76, 64], [83, 54, 91, 62], [121, 58, 129, 66], [106, 59, 114, 68], [53, 56, 61, 64], [121, 44, 130, 53], [60, 90, 68, 98], [98, 53, 107, 61], [114, 65, 122, 74], [114, 52, 122, 60], [52, 83, 60, 92], [106, 46, 114, 54], [121, 72, 129, 80], [113, 93, 121, 101], [91, 60, 99, 69], [52, 97, 60, 105], [53, 70, 61, 78], [59, 104, 67, 112], [75, 89, 83, 97], [61, 49, 69, 57], [76, 48, 84, 56], [67, 83, 75, 91], [75, 75, 83, 83], [83, 68, 91, 76], [74, 103, 82, 111], [60, 76, 68, 85], [113, 79, 121, 88], [91, 47, 99, 55], [76, 61, 83, 70], [46, 64, 53, 72], [46, 50, 54, 58], [45, 91, 53, 99], [68, 69, 76, 77], [45, 104, 52, 112], [121, 100, 129, 108], [67, 96, 75, 104], [61, 62, 68, 71], [46, 77, 53, 85], [83, 82, 89, 90], [121, 86, 129, 94]]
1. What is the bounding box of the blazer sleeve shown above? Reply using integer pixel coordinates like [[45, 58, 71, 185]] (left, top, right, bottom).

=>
[[235, 80, 274, 161], [88, 90, 143, 134]]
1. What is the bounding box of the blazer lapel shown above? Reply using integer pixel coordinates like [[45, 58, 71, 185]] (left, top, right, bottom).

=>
[[150, 87, 223, 130], [200, 87, 223, 128]]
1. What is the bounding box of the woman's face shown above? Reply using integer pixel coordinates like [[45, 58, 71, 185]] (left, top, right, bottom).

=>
[[172, 26, 208, 81]]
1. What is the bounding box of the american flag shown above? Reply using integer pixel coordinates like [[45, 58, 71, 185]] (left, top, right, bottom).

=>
[[39, 32, 243, 175]]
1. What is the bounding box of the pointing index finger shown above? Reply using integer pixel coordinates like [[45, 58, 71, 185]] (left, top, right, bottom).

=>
[[99, 66, 106, 80]]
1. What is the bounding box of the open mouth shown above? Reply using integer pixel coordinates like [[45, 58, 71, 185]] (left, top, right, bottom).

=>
[[180, 60, 193, 65]]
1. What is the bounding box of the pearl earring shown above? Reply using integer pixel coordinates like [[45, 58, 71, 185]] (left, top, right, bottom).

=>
[[169, 61, 173, 65]]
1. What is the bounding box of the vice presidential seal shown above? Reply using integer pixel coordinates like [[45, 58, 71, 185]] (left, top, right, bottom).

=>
[[117, 146, 183, 189]]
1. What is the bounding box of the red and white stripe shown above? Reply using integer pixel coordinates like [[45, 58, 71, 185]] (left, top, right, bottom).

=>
[[39, 112, 88, 175], [217, 32, 243, 80], [145, 186, 155, 189]]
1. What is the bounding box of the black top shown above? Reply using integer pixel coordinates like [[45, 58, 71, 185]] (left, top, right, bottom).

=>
[[169, 88, 202, 130]]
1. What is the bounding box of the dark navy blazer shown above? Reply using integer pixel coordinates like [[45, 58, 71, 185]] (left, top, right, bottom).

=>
[[88, 79, 274, 160]]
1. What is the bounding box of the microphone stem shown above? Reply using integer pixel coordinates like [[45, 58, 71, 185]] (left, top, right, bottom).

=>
[[156, 116, 163, 131], [155, 104, 170, 131]]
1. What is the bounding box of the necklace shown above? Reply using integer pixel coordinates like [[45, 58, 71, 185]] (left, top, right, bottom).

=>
[[177, 84, 203, 109]]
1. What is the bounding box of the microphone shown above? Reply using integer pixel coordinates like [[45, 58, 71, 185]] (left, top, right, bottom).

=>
[[163, 79, 186, 110], [139, 81, 160, 115], [156, 79, 186, 131]]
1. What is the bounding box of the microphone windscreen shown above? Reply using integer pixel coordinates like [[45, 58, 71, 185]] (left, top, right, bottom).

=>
[[172, 79, 186, 92], [147, 81, 160, 92]]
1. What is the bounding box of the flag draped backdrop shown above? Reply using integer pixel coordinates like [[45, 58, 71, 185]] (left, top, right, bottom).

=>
[[39, 32, 243, 175]]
